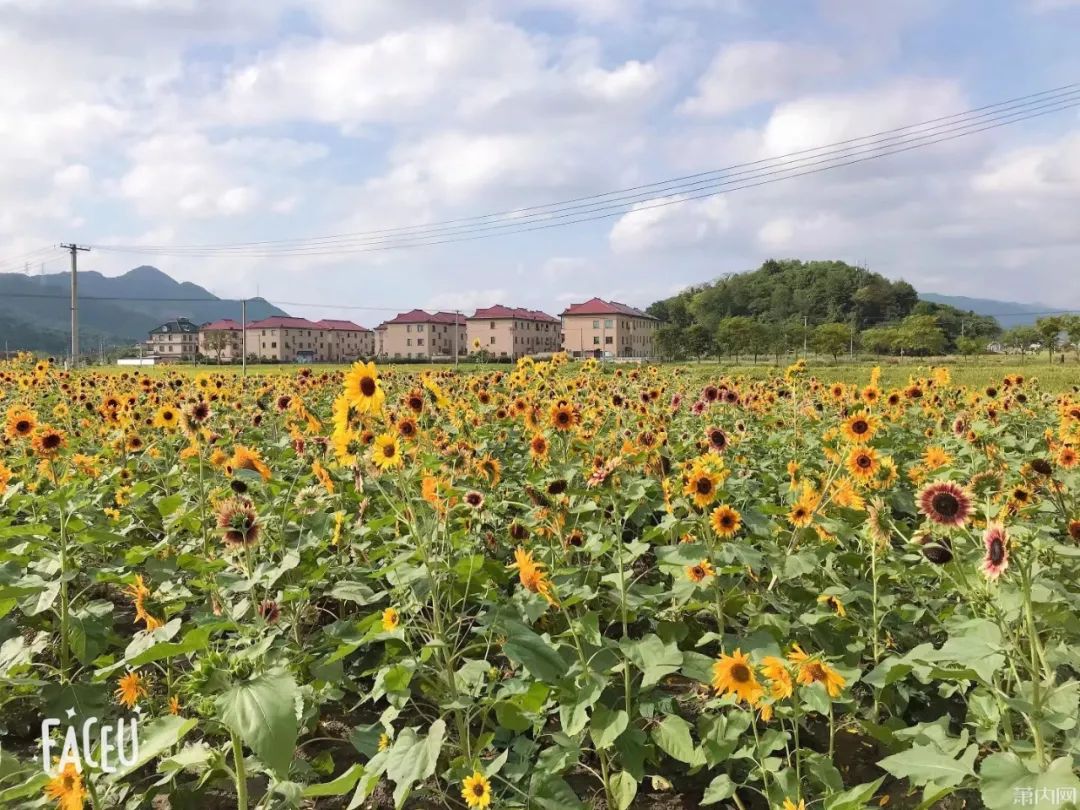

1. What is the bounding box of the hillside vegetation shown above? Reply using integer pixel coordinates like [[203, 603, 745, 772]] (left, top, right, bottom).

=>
[[646, 259, 1006, 360]]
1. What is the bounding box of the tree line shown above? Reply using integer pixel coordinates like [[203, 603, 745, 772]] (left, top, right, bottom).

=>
[[644, 259, 1080, 362]]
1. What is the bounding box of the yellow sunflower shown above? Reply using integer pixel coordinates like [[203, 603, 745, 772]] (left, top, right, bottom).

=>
[[712, 648, 764, 705], [115, 670, 148, 709], [31, 425, 67, 459], [381, 607, 401, 632], [344, 361, 386, 414], [846, 447, 879, 481], [760, 656, 793, 699], [153, 404, 180, 431], [461, 770, 492, 809], [45, 762, 85, 810], [709, 504, 742, 537], [684, 467, 722, 508], [686, 559, 715, 582], [4, 406, 36, 440], [788, 643, 846, 697], [370, 433, 404, 470], [841, 411, 878, 443]]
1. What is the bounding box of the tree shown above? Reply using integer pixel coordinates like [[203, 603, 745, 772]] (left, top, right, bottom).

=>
[[684, 324, 714, 360], [1064, 315, 1080, 362], [653, 325, 687, 361], [1003, 325, 1039, 360], [812, 322, 853, 361], [203, 330, 237, 364], [715, 317, 759, 362], [955, 336, 985, 357], [894, 315, 945, 356], [1035, 316, 1064, 362], [859, 326, 898, 355]]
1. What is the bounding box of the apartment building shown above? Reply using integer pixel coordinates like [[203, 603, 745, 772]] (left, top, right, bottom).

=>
[[377, 309, 467, 360], [316, 319, 375, 361], [198, 319, 243, 362], [467, 305, 561, 359], [561, 298, 658, 358], [147, 317, 199, 361]]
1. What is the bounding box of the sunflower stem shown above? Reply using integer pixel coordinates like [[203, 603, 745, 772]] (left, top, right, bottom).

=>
[[231, 731, 249, 809]]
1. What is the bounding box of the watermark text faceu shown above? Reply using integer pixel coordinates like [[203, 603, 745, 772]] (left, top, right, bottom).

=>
[[1013, 787, 1078, 806], [40, 708, 140, 774]]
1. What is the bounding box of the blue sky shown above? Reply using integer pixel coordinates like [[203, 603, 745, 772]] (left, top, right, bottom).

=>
[[2, 0, 1079, 325]]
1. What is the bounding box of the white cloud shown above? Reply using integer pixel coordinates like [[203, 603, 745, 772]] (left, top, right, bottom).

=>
[[680, 41, 844, 117], [425, 289, 508, 312], [609, 195, 729, 253]]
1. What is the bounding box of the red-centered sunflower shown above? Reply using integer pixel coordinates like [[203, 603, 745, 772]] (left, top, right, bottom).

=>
[[686, 559, 715, 582], [982, 523, 1009, 580], [31, 425, 67, 459], [216, 497, 260, 547], [917, 481, 973, 527]]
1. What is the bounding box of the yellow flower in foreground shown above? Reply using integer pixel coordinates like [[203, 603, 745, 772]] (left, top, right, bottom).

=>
[[783, 798, 807, 810], [381, 607, 400, 632], [115, 671, 147, 709], [709, 504, 741, 538], [370, 433, 404, 470], [125, 575, 164, 631], [711, 648, 763, 705], [229, 445, 271, 481], [461, 770, 492, 809], [509, 546, 557, 605], [685, 560, 715, 583], [45, 761, 85, 810], [168, 695, 181, 716], [818, 594, 847, 617], [760, 656, 793, 700], [788, 643, 846, 697], [344, 361, 386, 414]]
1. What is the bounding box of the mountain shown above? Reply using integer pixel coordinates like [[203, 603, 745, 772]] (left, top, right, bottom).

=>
[[917, 293, 1050, 328], [0, 266, 288, 354]]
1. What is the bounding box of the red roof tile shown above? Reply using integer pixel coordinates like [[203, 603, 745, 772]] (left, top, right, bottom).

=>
[[201, 319, 242, 330], [316, 319, 371, 332], [469, 305, 559, 323], [245, 316, 320, 330], [560, 297, 657, 319], [384, 309, 465, 325]]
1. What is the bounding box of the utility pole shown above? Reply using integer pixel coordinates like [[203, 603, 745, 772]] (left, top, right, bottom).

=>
[[60, 244, 90, 368], [241, 299, 248, 385], [453, 310, 460, 368], [803, 315, 808, 359]]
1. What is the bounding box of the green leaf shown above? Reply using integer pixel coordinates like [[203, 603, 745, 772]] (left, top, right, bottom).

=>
[[824, 777, 886, 810], [329, 581, 380, 604], [622, 633, 683, 688], [609, 771, 638, 810], [590, 705, 628, 750], [878, 742, 977, 789], [531, 773, 585, 810], [384, 719, 445, 808], [216, 668, 299, 778], [702, 774, 735, 805], [155, 493, 184, 518], [650, 714, 703, 766], [106, 716, 198, 780], [502, 623, 568, 683], [979, 753, 1080, 810], [304, 764, 365, 798]]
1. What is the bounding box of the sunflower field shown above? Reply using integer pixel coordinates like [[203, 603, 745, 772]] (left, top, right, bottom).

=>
[[1, 354, 1079, 810]]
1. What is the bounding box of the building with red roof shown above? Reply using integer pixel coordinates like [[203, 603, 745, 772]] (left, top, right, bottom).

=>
[[377, 309, 466, 360], [240, 316, 374, 363], [198, 318, 243, 363], [466, 305, 561, 359], [560, 298, 658, 358]]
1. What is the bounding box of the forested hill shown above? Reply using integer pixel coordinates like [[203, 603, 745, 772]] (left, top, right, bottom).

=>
[[646, 259, 1001, 357]]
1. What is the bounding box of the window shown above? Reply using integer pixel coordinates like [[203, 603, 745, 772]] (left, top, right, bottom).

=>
[[605, 319, 613, 328], [407, 338, 413, 346], [406, 325, 412, 333], [592, 319, 599, 328], [605, 336, 613, 344], [271, 342, 277, 348], [490, 336, 496, 345], [490, 321, 496, 329], [417, 339, 424, 346], [418, 324, 425, 332], [593, 336, 600, 345]]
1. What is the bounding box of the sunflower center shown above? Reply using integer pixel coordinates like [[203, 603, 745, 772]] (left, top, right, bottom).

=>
[[988, 537, 1005, 564], [472, 784, 485, 797], [931, 492, 959, 517], [382, 444, 396, 458], [711, 430, 725, 446], [807, 663, 827, 681], [852, 420, 868, 434], [856, 454, 871, 469], [721, 515, 734, 528], [359, 376, 377, 397], [43, 433, 61, 449], [696, 478, 713, 495], [15, 420, 30, 433], [730, 663, 751, 683]]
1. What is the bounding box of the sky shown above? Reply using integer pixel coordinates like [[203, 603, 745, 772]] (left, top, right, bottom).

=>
[[2, 0, 1080, 325]]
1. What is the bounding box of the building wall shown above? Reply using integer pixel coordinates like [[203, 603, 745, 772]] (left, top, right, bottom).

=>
[[148, 332, 198, 360], [324, 330, 375, 361], [561, 314, 656, 358], [380, 321, 466, 359], [198, 329, 242, 362], [467, 318, 560, 359]]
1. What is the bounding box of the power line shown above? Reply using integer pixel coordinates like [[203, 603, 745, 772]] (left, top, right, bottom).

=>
[[86, 84, 1080, 258]]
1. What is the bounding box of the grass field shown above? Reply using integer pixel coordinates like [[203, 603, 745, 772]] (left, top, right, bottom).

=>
[[93, 354, 1080, 391]]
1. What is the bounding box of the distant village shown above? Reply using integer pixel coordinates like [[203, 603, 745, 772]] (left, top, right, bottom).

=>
[[143, 299, 659, 364]]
